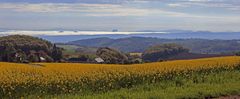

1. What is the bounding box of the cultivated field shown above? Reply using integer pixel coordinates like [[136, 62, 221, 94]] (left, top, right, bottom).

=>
[[0, 56, 240, 98]]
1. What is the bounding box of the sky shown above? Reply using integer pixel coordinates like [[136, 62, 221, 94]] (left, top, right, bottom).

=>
[[0, 0, 240, 32]]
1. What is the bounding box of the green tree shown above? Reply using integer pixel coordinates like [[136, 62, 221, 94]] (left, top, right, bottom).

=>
[[78, 54, 89, 62], [52, 44, 63, 62], [235, 51, 240, 56], [15, 49, 27, 63], [28, 54, 39, 62], [2, 43, 17, 62]]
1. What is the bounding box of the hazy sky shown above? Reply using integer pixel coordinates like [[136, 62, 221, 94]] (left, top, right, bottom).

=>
[[0, 0, 240, 32]]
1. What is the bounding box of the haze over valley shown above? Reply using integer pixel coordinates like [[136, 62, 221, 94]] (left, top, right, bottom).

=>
[[1, 30, 240, 43]]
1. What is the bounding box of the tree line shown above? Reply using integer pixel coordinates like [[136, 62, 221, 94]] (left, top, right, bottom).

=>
[[69, 43, 190, 64]]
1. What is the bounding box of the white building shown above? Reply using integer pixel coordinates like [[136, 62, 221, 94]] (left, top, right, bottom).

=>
[[95, 57, 104, 63]]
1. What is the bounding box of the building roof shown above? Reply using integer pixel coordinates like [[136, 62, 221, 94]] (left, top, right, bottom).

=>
[[95, 57, 104, 63]]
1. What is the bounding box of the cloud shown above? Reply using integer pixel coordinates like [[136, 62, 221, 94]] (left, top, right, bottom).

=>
[[168, 3, 189, 7], [0, 1, 239, 32], [0, 3, 191, 17], [0, 30, 167, 36], [167, 0, 240, 11], [0, 3, 141, 16], [1, 2, 239, 19], [0, 3, 116, 13], [0, 0, 124, 4]]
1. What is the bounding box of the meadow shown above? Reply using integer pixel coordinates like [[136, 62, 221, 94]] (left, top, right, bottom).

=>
[[0, 56, 240, 98]]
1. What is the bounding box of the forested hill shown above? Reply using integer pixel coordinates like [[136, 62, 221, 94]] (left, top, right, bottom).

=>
[[0, 35, 53, 52], [0, 35, 63, 62], [67, 37, 240, 54]]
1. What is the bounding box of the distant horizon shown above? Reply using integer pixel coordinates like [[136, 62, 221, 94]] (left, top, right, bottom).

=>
[[0, 29, 240, 36]]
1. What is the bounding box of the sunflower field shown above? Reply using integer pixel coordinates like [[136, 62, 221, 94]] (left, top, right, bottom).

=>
[[0, 56, 240, 98]]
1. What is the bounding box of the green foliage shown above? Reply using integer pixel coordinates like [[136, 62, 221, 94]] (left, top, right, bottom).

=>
[[52, 44, 63, 62], [15, 49, 27, 63], [0, 43, 17, 62], [0, 35, 63, 63], [143, 43, 189, 62], [28, 52, 39, 62], [126, 53, 143, 64], [96, 47, 128, 64], [235, 51, 240, 56], [0, 35, 52, 53], [68, 54, 95, 63]]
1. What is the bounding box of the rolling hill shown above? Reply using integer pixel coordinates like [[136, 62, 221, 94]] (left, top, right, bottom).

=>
[[0, 35, 54, 55], [67, 37, 240, 54], [38, 31, 240, 43]]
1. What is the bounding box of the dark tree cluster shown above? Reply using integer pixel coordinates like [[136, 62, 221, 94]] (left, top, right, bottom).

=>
[[235, 51, 240, 56], [67, 54, 96, 63], [143, 43, 189, 62], [0, 35, 63, 63], [96, 47, 129, 64]]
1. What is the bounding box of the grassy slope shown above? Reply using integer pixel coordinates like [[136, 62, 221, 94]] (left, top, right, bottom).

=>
[[57, 44, 97, 57], [43, 69, 240, 99], [56, 44, 79, 54]]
